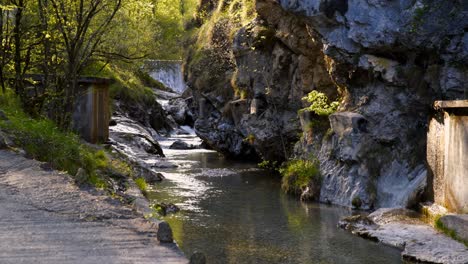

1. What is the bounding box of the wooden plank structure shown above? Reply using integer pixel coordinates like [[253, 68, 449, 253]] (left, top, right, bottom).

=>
[[23, 75, 112, 144], [72, 77, 112, 143]]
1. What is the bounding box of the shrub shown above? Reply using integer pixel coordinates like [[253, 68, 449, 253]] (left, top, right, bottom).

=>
[[280, 159, 321, 200], [300, 90, 339, 116]]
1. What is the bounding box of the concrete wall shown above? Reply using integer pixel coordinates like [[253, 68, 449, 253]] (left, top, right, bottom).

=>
[[444, 114, 468, 213], [428, 104, 468, 213]]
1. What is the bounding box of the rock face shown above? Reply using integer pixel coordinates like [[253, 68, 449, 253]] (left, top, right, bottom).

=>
[[440, 214, 468, 242], [339, 208, 468, 264], [184, 0, 468, 209]]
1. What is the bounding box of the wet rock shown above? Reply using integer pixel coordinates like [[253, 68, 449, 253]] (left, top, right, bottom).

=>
[[109, 116, 164, 158], [189, 252, 206, 264], [439, 214, 468, 242], [109, 119, 117, 126], [153, 203, 180, 216], [339, 208, 468, 263], [134, 166, 164, 184], [166, 98, 194, 126], [169, 140, 196, 150], [156, 221, 173, 243], [152, 161, 178, 169]]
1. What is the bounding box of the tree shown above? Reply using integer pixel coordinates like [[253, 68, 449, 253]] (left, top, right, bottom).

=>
[[48, 0, 122, 127]]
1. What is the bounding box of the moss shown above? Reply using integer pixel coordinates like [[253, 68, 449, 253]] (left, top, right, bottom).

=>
[[434, 217, 468, 247], [135, 177, 148, 192], [280, 159, 321, 198]]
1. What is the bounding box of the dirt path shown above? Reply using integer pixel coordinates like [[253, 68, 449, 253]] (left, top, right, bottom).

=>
[[0, 150, 187, 264]]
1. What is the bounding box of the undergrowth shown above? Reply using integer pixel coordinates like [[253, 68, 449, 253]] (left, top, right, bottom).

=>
[[0, 90, 129, 189], [280, 159, 321, 196]]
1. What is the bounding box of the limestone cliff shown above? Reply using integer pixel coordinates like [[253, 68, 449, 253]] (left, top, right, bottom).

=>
[[184, 0, 468, 209]]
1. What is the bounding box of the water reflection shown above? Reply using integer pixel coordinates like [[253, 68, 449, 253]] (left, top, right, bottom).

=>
[[148, 146, 402, 264]]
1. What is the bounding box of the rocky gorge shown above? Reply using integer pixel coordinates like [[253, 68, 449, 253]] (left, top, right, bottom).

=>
[[183, 0, 468, 211]]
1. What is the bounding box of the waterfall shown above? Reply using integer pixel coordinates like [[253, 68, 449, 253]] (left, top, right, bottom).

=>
[[145, 60, 186, 94]]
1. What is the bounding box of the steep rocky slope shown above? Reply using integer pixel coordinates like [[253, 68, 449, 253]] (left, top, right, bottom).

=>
[[184, 0, 468, 209]]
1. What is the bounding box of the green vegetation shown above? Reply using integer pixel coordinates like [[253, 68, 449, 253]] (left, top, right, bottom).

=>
[[279, 159, 321, 197], [258, 160, 279, 171], [0, 90, 116, 188], [135, 177, 148, 192], [434, 217, 468, 247], [300, 91, 339, 116]]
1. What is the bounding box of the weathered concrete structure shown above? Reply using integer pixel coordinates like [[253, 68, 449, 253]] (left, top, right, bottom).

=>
[[72, 77, 111, 144], [427, 100, 468, 213]]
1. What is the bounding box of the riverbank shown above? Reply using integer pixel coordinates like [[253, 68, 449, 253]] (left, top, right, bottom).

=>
[[339, 208, 468, 264], [0, 149, 187, 264]]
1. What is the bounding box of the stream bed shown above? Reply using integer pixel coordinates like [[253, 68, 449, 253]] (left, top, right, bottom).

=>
[[146, 133, 402, 264]]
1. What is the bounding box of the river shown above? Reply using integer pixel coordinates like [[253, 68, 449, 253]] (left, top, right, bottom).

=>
[[146, 132, 402, 264]]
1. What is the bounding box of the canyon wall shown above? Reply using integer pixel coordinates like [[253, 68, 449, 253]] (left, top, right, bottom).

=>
[[184, 0, 468, 209]]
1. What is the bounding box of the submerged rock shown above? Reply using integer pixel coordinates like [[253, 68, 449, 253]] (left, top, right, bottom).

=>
[[169, 140, 196, 150]]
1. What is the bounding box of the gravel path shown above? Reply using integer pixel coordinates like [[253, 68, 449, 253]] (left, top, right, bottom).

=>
[[0, 150, 187, 264]]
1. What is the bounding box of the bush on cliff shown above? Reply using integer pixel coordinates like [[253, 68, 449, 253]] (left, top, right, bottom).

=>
[[280, 159, 321, 201]]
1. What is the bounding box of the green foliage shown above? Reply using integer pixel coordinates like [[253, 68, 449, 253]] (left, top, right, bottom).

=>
[[135, 177, 148, 192], [0, 90, 123, 189], [300, 91, 339, 116], [280, 159, 321, 195], [258, 160, 279, 171], [83, 62, 156, 106]]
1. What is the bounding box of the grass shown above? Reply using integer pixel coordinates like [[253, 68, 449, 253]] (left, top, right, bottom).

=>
[[279, 159, 321, 196], [134, 177, 148, 192], [83, 61, 158, 106], [0, 89, 131, 189]]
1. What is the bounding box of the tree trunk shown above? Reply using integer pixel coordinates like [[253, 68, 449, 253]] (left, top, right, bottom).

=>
[[13, 0, 24, 97]]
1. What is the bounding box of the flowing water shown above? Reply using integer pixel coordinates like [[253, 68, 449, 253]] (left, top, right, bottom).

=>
[[144, 60, 186, 94], [146, 133, 403, 264]]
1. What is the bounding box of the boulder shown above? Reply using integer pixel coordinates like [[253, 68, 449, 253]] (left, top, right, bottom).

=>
[[156, 221, 173, 243], [169, 140, 196, 150], [166, 98, 194, 126]]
